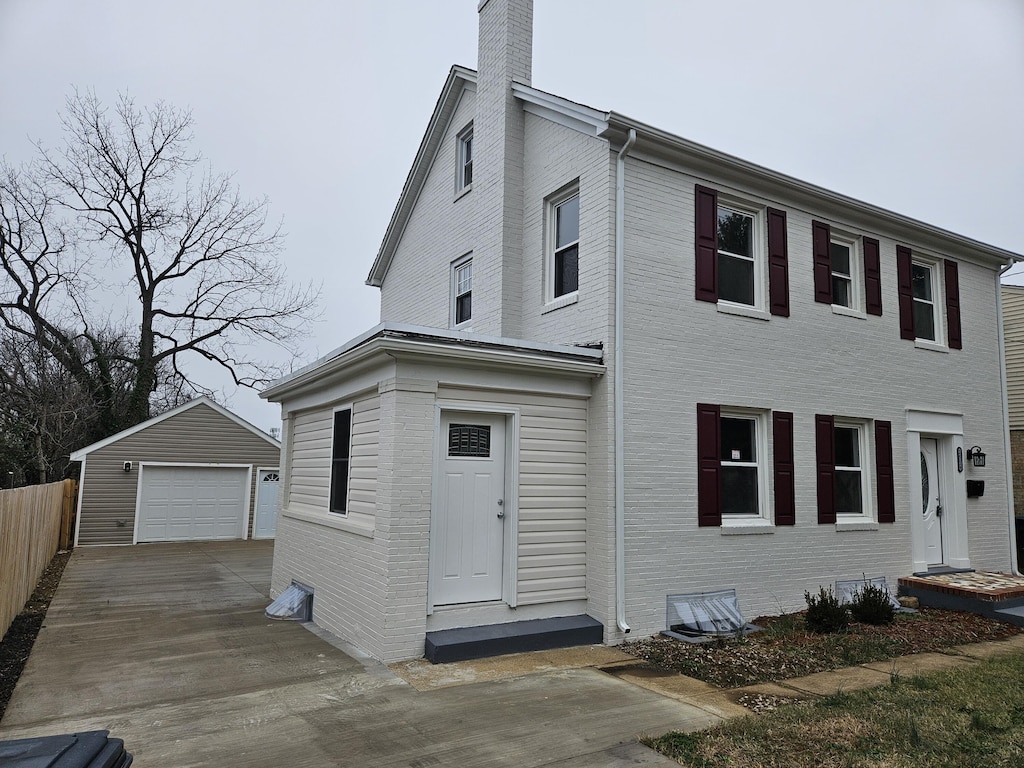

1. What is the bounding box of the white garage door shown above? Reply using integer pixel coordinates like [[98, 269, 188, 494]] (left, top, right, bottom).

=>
[[137, 466, 249, 542]]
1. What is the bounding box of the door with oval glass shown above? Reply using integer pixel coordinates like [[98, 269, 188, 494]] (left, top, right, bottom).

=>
[[920, 437, 944, 566], [431, 412, 507, 606]]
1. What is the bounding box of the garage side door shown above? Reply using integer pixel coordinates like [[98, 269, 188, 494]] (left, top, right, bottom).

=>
[[138, 466, 249, 542]]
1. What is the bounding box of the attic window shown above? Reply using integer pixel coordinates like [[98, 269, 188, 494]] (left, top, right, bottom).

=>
[[457, 124, 473, 193]]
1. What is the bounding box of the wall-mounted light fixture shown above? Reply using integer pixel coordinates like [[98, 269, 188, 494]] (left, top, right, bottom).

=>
[[123, 461, 133, 473], [967, 446, 986, 468]]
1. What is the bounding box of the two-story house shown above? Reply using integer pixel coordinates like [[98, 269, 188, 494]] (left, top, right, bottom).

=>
[[261, 0, 1020, 663]]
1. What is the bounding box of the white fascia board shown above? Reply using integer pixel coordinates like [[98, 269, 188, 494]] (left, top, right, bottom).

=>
[[69, 396, 280, 461], [512, 82, 610, 137], [367, 66, 478, 288], [602, 112, 1022, 268], [260, 323, 604, 402]]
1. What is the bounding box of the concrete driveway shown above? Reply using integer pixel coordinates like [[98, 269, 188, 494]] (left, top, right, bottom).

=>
[[0, 541, 722, 766]]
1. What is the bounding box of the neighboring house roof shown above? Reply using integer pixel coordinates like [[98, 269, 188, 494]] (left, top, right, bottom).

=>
[[69, 396, 280, 461], [261, 322, 605, 402], [366, 67, 1020, 288]]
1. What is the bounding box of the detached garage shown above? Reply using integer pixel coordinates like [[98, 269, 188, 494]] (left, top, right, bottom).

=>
[[70, 398, 281, 545]]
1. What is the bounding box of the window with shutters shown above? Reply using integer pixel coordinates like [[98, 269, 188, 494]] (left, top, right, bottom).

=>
[[450, 253, 472, 328], [897, 247, 961, 349], [695, 185, 789, 318], [545, 184, 580, 308], [329, 407, 352, 515], [813, 221, 882, 317], [816, 415, 892, 526], [720, 413, 764, 517]]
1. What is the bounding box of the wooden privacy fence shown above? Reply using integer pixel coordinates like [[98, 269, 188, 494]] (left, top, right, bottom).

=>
[[0, 479, 77, 639]]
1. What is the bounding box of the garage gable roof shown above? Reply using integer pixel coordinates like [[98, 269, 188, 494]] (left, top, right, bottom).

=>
[[69, 397, 280, 461]]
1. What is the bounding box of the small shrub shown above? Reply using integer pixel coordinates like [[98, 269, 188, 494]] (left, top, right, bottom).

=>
[[804, 586, 849, 634], [849, 581, 896, 625]]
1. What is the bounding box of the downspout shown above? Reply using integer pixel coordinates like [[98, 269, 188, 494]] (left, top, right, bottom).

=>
[[614, 128, 637, 634], [997, 261, 1020, 575]]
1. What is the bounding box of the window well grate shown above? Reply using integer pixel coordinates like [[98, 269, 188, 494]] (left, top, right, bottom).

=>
[[265, 581, 313, 621], [662, 589, 760, 643]]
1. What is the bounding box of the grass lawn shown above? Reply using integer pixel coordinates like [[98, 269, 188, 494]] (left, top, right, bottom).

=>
[[644, 652, 1024, 767]]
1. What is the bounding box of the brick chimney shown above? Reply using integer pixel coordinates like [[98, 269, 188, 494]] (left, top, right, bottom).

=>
[[472, 0, 533, 337]]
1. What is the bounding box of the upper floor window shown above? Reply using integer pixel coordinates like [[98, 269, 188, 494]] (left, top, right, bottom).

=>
[[329, 408, 352, 515], [695, 185, 789, 317], [911, 261, 937, 341], [451, 254, 472, 328], [897, 246, 962, 349], [812, 220, 882, 315], [456, 125, 473, 194], [717, 205, 756, 306], [546, 185, 580, 304]]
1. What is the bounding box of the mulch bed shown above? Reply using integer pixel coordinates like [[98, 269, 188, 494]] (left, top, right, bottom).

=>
[[0, 550, 72, 723], [623, 609, 1024, 689]]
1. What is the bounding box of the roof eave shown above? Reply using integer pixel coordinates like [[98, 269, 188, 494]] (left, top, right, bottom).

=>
[[366, 66, 478, 288], [601, 113, 1022, 267], [260, 323, 605, 402]]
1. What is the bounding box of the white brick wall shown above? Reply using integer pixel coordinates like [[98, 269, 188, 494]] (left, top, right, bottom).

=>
[[615, 154, 1010, 639]]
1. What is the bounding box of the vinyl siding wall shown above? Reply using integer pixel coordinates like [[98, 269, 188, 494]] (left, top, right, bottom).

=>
[[76, 403, 280, 545], [1001, 285, 1024, 513], [437, 386, 589, 605], [617, 152, 1010, 638]]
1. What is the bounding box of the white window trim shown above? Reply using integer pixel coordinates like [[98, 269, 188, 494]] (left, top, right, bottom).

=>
[[450, 253, 473, 329], [329, 403, 354, 517], [545, 183, 580, 307], [829, 231, 862, 312], [455, 123, 473, 196], [833, 420, 873, 520], [911, 257, 943, 345], [719, 408, 769, 525], [715, 197, 765, 312]]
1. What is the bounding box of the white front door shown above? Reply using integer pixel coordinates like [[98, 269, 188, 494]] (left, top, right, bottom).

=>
[[431, 413, 506, 606], [253, 469, 280, 539], [920, 438, 944, 565]]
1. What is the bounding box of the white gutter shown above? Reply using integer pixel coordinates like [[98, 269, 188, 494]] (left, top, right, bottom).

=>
[[614, 128, 637, 634], [997, 261, 1020, 575]]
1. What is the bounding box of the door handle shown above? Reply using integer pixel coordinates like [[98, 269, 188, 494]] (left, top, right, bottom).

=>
[[497, 499, 504, 518], [936, 504, 943, 518]]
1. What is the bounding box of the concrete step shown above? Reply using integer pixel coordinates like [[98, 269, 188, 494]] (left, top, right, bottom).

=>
[[424, 614, 604, 664], [994, 605, 1024, 628]]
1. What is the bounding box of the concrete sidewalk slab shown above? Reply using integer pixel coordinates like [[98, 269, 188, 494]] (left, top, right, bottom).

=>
[[0, 541, 717, 767], [862, 651, 976, 679]]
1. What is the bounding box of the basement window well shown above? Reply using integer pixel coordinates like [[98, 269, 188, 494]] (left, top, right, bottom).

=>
[[265, 582, 313, 621], [662, 589, 761, 643]]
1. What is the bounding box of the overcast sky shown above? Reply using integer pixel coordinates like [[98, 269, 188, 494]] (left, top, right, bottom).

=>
[[2, 0, 1022, 432]]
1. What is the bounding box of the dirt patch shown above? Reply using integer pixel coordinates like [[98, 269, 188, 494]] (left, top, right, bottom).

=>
[[623, 609, 1024, 689], [0, 549, 72, 723]]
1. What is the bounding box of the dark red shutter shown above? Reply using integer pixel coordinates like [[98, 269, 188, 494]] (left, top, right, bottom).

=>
[[773, 411, 795, 525], [695, 185, 718, 303], [812, 220, 832, 304], [767, 207, 790, 317], [875, 420, 895, 523], [944, 259, 962, 350], [863, 237, 883, 316], [815, 414, 836, 524], [897, 246, 915, 339], [697, 403, 721, 527]]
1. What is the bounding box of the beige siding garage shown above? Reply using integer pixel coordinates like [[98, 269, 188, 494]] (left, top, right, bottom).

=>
[[72, 398, 281, 545]]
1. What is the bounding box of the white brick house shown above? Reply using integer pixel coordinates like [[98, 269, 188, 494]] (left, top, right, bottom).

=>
[[261, 0, 1021, 663]]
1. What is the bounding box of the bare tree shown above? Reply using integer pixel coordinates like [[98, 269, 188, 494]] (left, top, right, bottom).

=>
[[0, 90, 319, 447]]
